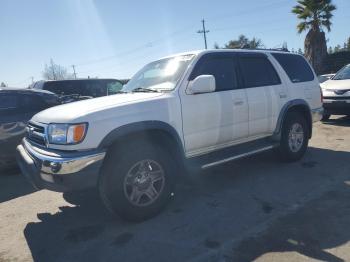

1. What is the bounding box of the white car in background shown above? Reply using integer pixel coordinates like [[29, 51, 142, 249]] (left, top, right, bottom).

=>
[[318, 73, 335, 83], [321, 64, 350, 120]]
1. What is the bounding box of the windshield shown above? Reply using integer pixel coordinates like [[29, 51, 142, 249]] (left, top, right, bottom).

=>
[[122, 54, 195, 92], [333, 65, 350, 80]]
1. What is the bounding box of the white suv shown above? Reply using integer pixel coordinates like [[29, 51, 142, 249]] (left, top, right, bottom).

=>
[[17, 49, 323, 221]]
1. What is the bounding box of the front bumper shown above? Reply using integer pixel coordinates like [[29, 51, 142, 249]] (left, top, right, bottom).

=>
[[16, 138, 106, 192], [311, 107, 324, 122], [323, 99, 350, 115]]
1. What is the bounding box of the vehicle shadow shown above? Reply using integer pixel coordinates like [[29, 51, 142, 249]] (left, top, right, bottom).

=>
[[322, 115, 350, 127], [0, 165, 35, 203], [23, 146, 350, 262], [230, 183, 350, 262]]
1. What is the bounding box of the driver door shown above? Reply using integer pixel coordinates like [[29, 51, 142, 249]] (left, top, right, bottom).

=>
[[180, 53, 249, 157]]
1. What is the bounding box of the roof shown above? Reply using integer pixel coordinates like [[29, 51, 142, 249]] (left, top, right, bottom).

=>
[[160, 48, 294, 60], [35, 78, 120, 83], [0, 87, 56, 96]]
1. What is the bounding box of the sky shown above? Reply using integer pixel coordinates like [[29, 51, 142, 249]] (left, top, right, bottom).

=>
[[0, 0, 349, 87]]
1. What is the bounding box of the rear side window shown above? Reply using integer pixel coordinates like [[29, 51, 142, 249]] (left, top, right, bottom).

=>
[[239, 56, 281, 88], [190, 56, 238, 92], [272, 53, 314, 83], [0, 94, 18, 110], [83, 81, 106, 97], [43, 81, 83, 96]]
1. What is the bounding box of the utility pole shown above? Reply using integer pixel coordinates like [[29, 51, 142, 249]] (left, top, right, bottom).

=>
[[197, 19, 209, 49], [72, 65, 77, 79], [50, 59, 57, 80]]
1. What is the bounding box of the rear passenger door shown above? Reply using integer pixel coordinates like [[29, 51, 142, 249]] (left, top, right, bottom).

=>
[[238, 53, 283, 137]]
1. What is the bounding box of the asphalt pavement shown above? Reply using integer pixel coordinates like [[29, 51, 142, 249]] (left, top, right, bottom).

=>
[[1, 116, 350, 262]]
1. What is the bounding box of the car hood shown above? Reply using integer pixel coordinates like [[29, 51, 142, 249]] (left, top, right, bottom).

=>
[[32, 92, 164, 123], [320, 79, 350, 90]]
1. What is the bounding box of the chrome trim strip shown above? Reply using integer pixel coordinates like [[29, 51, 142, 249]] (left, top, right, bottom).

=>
[[201, 145, 274, 169]]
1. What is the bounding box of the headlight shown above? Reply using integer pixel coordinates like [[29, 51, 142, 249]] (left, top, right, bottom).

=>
[[48, 123, 88, 145]]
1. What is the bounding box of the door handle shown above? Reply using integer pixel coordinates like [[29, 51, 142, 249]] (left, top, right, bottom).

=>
[[234, 100, 244, 106], [279, 92, 287, 99]]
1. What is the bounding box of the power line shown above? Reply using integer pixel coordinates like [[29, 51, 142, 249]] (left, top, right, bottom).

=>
[[76, 30, 195, 75], [67, 0, 293, 70], [206, 0, 290, 21], [73, 26, 195, 68], [197, 19, 209, 49]]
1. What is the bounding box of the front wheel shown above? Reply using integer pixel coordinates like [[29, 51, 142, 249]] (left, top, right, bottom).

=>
[[99, 141, 175, 222], [276, 112, 309, 162]]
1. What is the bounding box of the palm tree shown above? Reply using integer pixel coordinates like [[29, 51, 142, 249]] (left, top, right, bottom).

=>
[[292, 0, 336, 74]]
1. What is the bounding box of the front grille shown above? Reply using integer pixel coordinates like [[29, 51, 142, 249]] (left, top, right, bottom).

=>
[[26, 122, 46, 146], [323, 96, 350, 100]]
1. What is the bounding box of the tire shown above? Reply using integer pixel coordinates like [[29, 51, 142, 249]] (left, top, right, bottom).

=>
[[321, 113, 331, 121], [98, 140, 175, 222], [276, 112, 309, 162]]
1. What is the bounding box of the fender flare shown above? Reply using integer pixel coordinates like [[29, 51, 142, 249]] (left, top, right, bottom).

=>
[[273, 99, 312, 139], [98, 121, 185, 154]]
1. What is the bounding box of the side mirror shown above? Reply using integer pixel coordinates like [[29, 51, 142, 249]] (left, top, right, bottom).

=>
[[187, 75, 216, 95]]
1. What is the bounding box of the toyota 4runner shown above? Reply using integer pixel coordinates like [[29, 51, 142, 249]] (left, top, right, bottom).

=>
[[16, 50, 323, 221]]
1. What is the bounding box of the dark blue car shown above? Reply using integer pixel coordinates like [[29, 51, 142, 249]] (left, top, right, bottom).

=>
[[0, 88, 59, 168]]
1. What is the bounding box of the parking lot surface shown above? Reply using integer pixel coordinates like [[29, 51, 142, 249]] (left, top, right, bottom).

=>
[[1, 116, 350, 262]]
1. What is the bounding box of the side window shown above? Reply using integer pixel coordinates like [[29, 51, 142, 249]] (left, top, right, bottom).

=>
[[190, 56, 238, 92], [0, 94, 18, 110], [272, 53, 314, 83], [106, 81, 123, 95], [21, 94, 47, 112], [83, 81, 105, 97], [239, 56, 281, 88], [43, 81, 83, 96]]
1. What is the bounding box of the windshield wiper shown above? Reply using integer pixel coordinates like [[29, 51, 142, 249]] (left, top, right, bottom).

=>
[[132, 87, 159, 93], [114, 90, 128, 94]]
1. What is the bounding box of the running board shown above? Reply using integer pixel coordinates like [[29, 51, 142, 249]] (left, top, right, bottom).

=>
[[201, 145, 274, 169], [185, 137, 278, 171]]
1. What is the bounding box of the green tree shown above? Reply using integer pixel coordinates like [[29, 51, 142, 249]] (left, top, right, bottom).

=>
[[328, 46, 333, 54], [223, 34, 264, 49], [347, 37, 350, 50], [292, 0, 336, 74], [282, 42, 289, 51], [334, 44, 341, 53]]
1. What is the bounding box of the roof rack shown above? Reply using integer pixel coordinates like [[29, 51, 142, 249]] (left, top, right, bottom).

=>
[[240, 47, 290, 52]]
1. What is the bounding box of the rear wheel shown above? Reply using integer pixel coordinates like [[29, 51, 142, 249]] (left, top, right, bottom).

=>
[[276, 112, 309, 162], [99, 140, 175, 222]]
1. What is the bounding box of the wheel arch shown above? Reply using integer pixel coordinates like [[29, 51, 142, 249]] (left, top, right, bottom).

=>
[[98, 121, 185, 163], [274, 99, 313, 140]]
